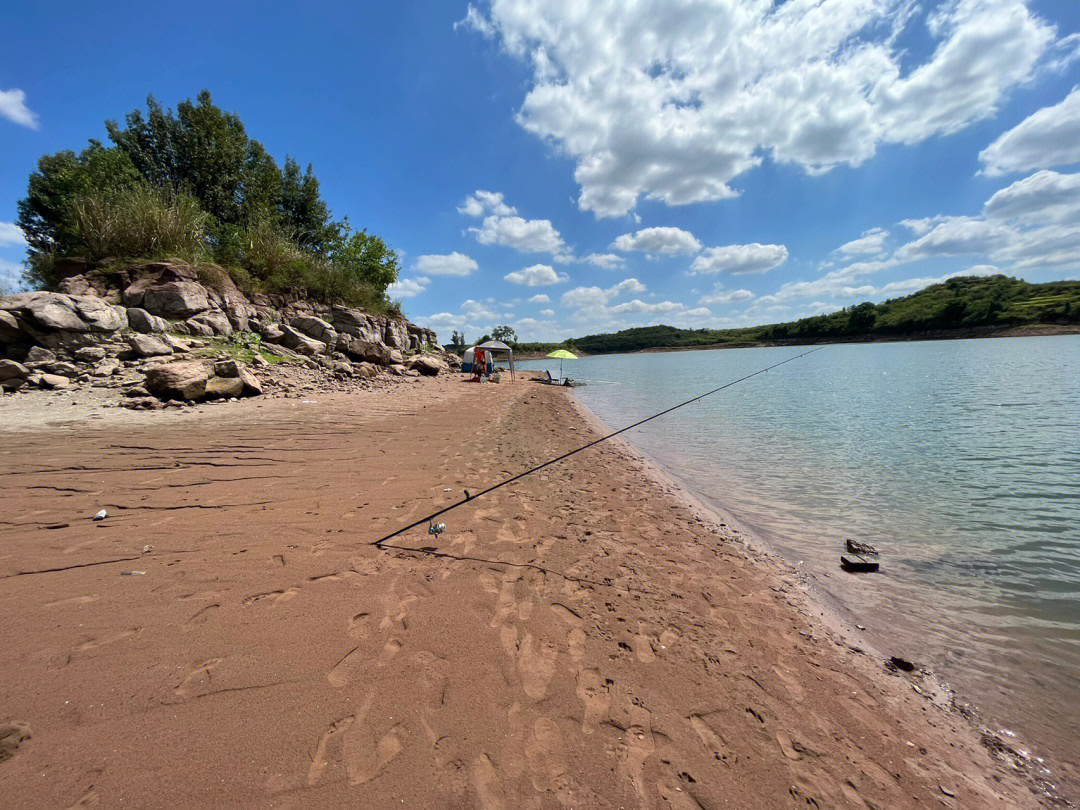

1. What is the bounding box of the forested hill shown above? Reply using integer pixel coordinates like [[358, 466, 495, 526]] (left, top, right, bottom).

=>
[[523, 276, 1080, 355]]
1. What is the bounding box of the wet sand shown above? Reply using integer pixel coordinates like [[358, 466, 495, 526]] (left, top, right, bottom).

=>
[[0, 377, 1046, 807]]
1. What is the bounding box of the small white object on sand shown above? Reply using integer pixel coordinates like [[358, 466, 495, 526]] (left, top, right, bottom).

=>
[[93, 509, 107, 521]]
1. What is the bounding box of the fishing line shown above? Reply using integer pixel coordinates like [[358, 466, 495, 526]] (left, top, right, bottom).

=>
[[372, 345, 823, 548]]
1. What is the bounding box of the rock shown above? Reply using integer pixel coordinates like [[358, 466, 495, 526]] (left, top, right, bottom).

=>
[[0, 309, 23, 341], [2, 292, 88, 331], [0, 722, 32, 763], [74, 346, 107, 363], [389, 364, 407, 376], [257, 322, 284, 342], [291, 315, 337, 347], [162, 334, 192, 352], [345, 338, 390, 366], [92, 358, 121, 377], [38, 373, 71, 389], [889, 656, 916, 673], [213, 359, 262, 396], [0, 359, 28, 382], [184, 318, 215, 337], [407, 355, 445, 376], [144, 361, 210, 401], [138, 281, 209, 318], [124, 385, 151, 398], [204, 375, 245, 399], [127, 308, 168, 333], [251, 354, 269, 367], [1, 378, 25, 392], [389, 349, 404, 365], [44, 361, 79, 377], [278, 324, 327, 356], [72, 297, 127, 331], [25, 346, 56, 363], [119, 396, 163, 410], [189, 311, 233, 336], [128, 334, 173, 358]]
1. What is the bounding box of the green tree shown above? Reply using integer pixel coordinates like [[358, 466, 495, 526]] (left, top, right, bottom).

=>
[[329, 225, 399, 293], [17, 140, 142, 258], [492, 325, 517, 344], [450, 330, 467, 352], [280, 158, 335, 250]]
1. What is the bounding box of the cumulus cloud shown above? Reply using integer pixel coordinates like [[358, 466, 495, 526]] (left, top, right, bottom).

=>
[[469, 215, 568, 256], [980, 87, 1080, 175], [836, 228, 889, 256], [504, 264, 569, 286], [461, 0, 1059, 217], [0, 89, 39, 129], [982, 169, 1080, 222], [699, 286, 755, 305], [581, 252, 624, 269], [540, 308, 555, 316], [0, 222, 28, 247], [560, 277, 646, 308], [528, 293, 551, 304], [414, 252, 479, 276], [612, 227, 701, 255], [690, 243, 788, 275], [387, 276, 430, 298], [458, 189, 517, 217]]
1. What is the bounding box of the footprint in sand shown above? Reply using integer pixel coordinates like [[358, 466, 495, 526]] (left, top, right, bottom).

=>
[[175, 658, 224, 698], [242, 587, 299, 607], [0, 722, 31, 763], [471, 754, 507, 810], [432, 736, 468, 797], [377, 638, 402, 667], [308, 715, 355, 785], [517, 633, 558, 700], [76, 629, 138, 653], [503, 702, 527, 779], [344, 722, 407, 786], [524, 717, 572, 805], [348, 612, 371, 639], [567, 627, 586, 671], [688, 713, 733, 765], [621, 705, 655, 807], [327, 646, 364, 687], [771, 664, 806, 703], [658, 779, 705, 810], [575, 670, 611, 735]]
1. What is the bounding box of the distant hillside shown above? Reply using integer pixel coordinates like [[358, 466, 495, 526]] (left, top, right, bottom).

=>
[[516, 275, 1080, 356]]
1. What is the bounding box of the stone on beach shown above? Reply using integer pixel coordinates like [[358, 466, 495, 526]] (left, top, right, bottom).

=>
[[144, 361, 210, 401], [128, 334, 174, 358]]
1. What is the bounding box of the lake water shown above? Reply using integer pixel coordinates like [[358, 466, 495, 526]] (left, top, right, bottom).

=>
[[527, 336, 1080, 788]]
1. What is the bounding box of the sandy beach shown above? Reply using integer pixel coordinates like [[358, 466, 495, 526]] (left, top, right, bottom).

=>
[[0, 377, 1049, 808]]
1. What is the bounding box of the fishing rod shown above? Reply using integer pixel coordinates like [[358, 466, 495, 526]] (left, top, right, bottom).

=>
[[372, 345, 824, 548]]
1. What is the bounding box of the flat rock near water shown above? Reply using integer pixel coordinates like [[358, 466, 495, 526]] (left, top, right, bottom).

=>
[[0, 378, 1044, 808]]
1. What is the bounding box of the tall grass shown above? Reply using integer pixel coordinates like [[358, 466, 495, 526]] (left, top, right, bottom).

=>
[[69, 186, 208, 263]]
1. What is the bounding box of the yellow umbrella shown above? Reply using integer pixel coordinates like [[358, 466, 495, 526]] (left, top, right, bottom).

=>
[[546, 349, 578, 380]]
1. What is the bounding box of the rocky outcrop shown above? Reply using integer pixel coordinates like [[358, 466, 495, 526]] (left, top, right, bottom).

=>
[[2, 259, 452, 403]]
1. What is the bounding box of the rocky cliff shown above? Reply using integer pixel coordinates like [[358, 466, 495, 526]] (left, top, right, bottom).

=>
[[0, 260, 455, 408]]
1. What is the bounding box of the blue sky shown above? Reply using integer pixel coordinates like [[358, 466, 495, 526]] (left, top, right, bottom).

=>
[[3, 0, 1080, 342]]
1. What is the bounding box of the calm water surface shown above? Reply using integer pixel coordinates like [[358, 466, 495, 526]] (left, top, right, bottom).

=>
[[530, 336, 1080, 781]]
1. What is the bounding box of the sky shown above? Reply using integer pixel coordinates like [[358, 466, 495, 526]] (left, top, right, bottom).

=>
[[3, 0, 1080, 342]]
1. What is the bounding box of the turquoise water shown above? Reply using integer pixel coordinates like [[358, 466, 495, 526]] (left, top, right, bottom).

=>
[[529, 336, 1080, 777]]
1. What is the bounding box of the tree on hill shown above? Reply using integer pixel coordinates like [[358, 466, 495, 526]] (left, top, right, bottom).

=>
[[16, 91, 398, 311]]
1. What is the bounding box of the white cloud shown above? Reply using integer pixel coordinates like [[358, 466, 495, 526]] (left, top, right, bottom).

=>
[[528, 293, 551, 304], [463, 0, 1059, 217], [504, 264, 569, 286], [893, 217, 1012, 260], [982, 168, 1080, 223], [387, 276, 430, 298], [469, 215, 568, 256], [458, 189, 517, 217], [455, 4, 495, 38], [612, 227, 701, 255], [1, 258, 24, 293], [0, 222, 28, 247], [836, 228, 889, 256], [609, 278, 646, 295], [0, 89, 39, 129], [980, 87, 1080, 175], [414, 252, 479, 276], [540, 309, 555, 316], [581, 252, 624, 269], [700, 286, 755, 305], [690, 243, 788, 275], [609, 299, 684, 314]]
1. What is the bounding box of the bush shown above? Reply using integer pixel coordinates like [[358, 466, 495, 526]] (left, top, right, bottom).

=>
[[68, 185, 208, 263]]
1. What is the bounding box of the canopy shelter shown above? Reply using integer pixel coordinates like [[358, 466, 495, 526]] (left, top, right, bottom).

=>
[[546, 348, 577, 381], [462, 340, 516, 380]]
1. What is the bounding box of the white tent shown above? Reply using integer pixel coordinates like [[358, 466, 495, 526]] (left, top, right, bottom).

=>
[[463, 340, 516, 380]]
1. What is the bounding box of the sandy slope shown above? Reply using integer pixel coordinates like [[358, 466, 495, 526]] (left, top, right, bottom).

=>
[[0, 377, 1044, 808]]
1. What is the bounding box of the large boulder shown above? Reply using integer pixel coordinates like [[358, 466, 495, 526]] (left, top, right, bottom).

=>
[[291, 315, 337, 348], [144, 361, 210, 401], [203, 375, 244, 399], [128, 334, 174, 358], [213, 359, 263, 396], [2, 292, 89, 331], [189, 310, 233, 336], [72, 297, 127, 331], [38, 373, 71, 389], [92, 358, 120, 377], [138, 282, 209, 318], [74, 346, 107, 363], [330, 306, 378, 341], [407, 355, 445, 376], [344, 338, 391, 366], [257, 322, 284, 343], [277, 324, 327, 356], [0, 309, 23, 341], [0, 359, 28, 382], [127, 308, 169, 334]]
